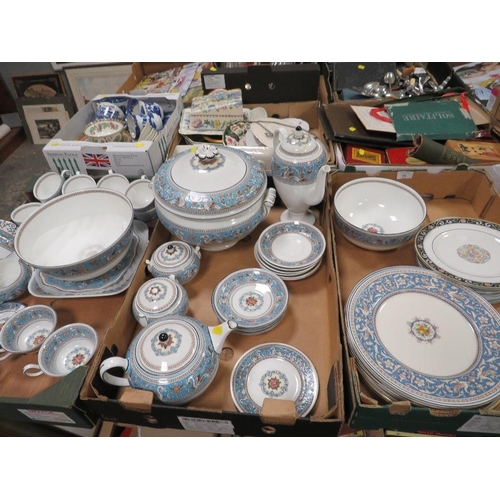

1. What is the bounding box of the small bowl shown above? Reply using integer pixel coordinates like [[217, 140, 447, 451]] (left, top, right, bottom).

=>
[[23, 323, 98, 378], [132, 276, 189, 327], [0, 305, 57, 361], [83, 118, 126, 143], [0, 251, 31, 303], [11, 202, 42, 226], [146, 241, 201, 285], [333, 177, 427, 251]]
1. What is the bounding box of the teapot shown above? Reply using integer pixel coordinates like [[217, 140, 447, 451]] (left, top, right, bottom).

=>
[[99, 315, 237, 405], [272, 126, 331, 225]]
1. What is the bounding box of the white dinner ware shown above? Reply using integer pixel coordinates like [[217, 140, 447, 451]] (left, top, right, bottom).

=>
[[33, 170, 70, 203], [334, 177, 427, 251], [0, 305, 57, 361], [23, 323, 98, 378], [272, 126, 331, 225], [153, 145, 276, 251], [132, 276, 189, 327], [0, 219, 18, 259], [15, 189, 134, 281], [99, 316, 237, 405], [61, 172, 97, 195], [0, 250, 31, 303], [10, 202, 42, 226], [146, 240, 201, 285], [230, 342, 319, 417], [27, 220, 149, 299], [345, 266, 500, 408], [125, 175, 154, 214], [0, 302, 25, 331], [96, 169, 130, 194], [83, 118, 127, 143], [211, 268, 288, 335]]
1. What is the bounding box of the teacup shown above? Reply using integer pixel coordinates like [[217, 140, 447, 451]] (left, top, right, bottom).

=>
[[10, 202, 42, 226], [33, 170, 70, 203], [143, 101, 164, 120], [101, 96, 129, 114], [0, 251, 31, 303], [96, 102, 125, 121], [125, 175, 154, 214], [0, 305, 57, 361], [126, 113, 148, 140], [62, 172, 97, 195], [23, 323, 98, 378], [145, 111, 164, 131], [96, 169, 129, 194]]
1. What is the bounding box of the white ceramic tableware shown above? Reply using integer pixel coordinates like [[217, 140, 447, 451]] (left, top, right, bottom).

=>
[[153, 145, 276, 251], [95, 102, 125, 121], [61, 172, 97, 194], [83, 118, 127, 143], [126, 114, 148, 140], [10, 202, 42, 226], [33, 170, 70, 203], [272, 126, 331, 225], [15, 189, 134, 281], [0, 302, 25, 331], [23, 323, 98, 377], [334, 177, 427, 251], [146, 240, 201, 284], [132, 276, 189, 327], [0, 219, 18, 258], [0, 305, 57, 361], [125, 175, 154, 214], [0, 251, 31, 303], [96, 169, 130, 194], [99, 316, 237, 405]]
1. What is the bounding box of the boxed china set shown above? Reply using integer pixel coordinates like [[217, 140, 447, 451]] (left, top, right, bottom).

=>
[[328, 168, 500, 435]]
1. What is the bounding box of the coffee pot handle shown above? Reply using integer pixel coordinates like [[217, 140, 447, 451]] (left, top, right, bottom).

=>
[[99, 357, 130, 387]]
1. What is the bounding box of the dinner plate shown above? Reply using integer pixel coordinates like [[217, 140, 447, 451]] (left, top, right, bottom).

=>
[[345, 265, 500, 409], [230, 342, 319, 417], [415, 217, 500, 290]]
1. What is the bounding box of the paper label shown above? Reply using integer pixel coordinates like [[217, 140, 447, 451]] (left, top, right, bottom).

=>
[[178, 416, 235, 435], [203, 74, 226, 90], [18, 409, 76, 424], [397, 171, 414, 179], [458, 415, 500, 435]]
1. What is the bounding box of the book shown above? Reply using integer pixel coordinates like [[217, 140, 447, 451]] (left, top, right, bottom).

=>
[[351, 106, 396, 134], [445, 140, 500, 163], [385, 99, 478, 142], [386, 147, 429, 165], [344, 144, 386, 164]]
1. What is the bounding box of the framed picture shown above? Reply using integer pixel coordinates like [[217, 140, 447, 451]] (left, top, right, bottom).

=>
[[11, 72, 65, 99], [51, 62, 124, 71], [16, 95, 75, 145], [65, 64, 132, 109]]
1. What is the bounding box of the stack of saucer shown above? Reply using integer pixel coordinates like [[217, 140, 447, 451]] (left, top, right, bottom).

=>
[[211, 268, 288, 335], [254, 221, 326, 281]]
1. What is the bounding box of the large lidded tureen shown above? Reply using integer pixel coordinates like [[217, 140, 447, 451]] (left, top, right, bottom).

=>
[[153, 145, 276, 251], [99, 315, 237, 405]]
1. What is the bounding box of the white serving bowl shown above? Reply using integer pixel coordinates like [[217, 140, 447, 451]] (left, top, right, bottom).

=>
[[333, 177, 427, 251], [14, 189, 134, 281]]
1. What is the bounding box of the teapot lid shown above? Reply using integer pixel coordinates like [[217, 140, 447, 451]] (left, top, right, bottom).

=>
[[152, 241, 195, 271], [133, 317, 201, 377], [134, 277, 180, 315], [277, 126, 322, 158], [153, 145, 266, 218]]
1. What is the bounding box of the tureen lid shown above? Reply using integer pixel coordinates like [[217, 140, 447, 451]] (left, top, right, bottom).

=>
[[153, 145, 266, 218], [134, 277, 180, 315], [133, 317, 201, 376], [152, 241, 197, 271], [276, 126, 323, 159]]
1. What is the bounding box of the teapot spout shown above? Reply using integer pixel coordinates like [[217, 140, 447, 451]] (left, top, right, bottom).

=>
[[304, 164, 332, 207], [209, 320, 238, 354]]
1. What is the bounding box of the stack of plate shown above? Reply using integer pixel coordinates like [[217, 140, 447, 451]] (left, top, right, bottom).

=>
[[254, 221, 326, 281], [345, 265, 500, 409], [415, 217, 500, 304], [211, 268, 288, 335]]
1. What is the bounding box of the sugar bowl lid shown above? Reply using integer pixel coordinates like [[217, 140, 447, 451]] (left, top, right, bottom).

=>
[[134, 276, 180, 316], [153, 145, 267, 219], [151, 241, 199, 272], [275, 126, 324, 160]]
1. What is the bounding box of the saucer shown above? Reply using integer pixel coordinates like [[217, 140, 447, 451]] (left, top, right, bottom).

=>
[[230, 342, 319, 417], [28, 221, 149, 298]]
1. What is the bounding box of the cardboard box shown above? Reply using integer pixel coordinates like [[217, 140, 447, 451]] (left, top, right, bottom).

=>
[[42, 93, 182, 178], [328, 169, 500, 436], [79, 206, 345, 437]]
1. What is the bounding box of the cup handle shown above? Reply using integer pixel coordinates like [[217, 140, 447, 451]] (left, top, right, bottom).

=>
[[23, 363, 43, 377], [0, 351, 12, 361], [60, 169, 70, 180], [99, 357, 130, 387]]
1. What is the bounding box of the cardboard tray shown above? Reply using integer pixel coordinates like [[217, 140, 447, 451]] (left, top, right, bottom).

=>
[[328, 169, 500, 436], [79, 204, 345, 437]]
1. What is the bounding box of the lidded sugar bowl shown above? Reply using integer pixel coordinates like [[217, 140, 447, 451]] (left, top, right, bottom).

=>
[[132, 276, 189, 327], [146, 240, 201, 285], [152, 145, 276, 251], [272, 126, 331, 225]]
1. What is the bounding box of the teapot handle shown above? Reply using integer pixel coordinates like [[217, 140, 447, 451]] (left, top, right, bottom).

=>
[[272, 126, 288, 150], [99, 357, 130, 387]]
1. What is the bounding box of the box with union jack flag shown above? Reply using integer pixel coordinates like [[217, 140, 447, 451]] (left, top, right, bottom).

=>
[[42, 93, 182, 178]]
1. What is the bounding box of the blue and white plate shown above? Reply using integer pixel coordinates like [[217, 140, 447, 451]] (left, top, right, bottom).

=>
[[212, 268, 288, 335], [346, 266, 500, 409], [230, 342, 319, 417]]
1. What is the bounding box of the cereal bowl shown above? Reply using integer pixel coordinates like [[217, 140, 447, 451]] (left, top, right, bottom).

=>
[[14, 189, 134, 281], [333, 177, 427, 251]]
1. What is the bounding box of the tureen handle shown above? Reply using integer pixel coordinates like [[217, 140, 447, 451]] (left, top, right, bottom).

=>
[[99, 357, 130, 387], [273, 127, 288, 150], [209, 320, 238, 355]]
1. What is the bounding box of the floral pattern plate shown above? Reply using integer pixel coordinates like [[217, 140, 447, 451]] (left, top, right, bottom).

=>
[[345, 265, 500, 409], [230, 342, 319, 417]]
